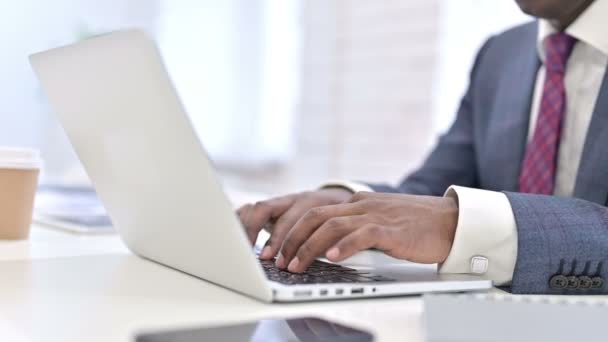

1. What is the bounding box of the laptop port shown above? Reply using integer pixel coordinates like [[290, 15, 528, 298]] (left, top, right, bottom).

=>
[[351, 288, 364, 294], [320, 289, 328, 296], [294, 290, 313, 297], [335, 289, 344, 295]]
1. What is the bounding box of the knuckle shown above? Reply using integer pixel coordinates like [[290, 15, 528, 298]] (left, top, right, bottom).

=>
[[350, 192, 365, 201], [281, 236, 296, 254], [297, 243, 314, 258], [274, 215, 297, 234], [236, 203, 251, 215], [253, 201, 271, 211], [365, 224, 382, 236], [324, 217, 344, 229], [298, 191, 313, 199], [363, 198, 382, 207], [351, 191, 374, 202], [305, 207, 325, 220], [267, 234, 282, 247]]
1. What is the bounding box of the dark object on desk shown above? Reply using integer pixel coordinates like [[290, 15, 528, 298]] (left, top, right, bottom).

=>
[[135, 317, 374, 342]]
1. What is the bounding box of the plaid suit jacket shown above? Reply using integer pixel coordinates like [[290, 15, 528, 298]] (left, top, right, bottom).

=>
[[368, 21, 608, 294]]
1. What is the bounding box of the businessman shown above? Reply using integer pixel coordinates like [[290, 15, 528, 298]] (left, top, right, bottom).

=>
[[237, 0, 608, 294]]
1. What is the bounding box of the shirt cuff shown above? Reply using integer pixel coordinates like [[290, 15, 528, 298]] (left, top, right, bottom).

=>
[[319, 180, 374, 193], [439, 185, 518, 285]]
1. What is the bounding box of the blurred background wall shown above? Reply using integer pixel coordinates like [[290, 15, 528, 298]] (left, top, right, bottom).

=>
[[2, 0, 530, 197]]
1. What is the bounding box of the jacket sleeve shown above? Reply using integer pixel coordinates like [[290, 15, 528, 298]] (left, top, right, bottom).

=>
[[366, 37, 495, 195], [505, 192, 608, 294]]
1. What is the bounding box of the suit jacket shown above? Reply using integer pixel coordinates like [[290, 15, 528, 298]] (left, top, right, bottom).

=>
[[368, 21, 608, 295]]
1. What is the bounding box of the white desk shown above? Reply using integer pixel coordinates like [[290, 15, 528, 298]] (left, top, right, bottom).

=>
[[0, 226, 431, 342]]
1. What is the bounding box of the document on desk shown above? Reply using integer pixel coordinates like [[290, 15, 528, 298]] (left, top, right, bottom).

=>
[[423, 292, 608, 342]]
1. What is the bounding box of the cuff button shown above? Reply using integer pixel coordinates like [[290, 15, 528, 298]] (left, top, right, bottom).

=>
[[578, 276, 592, 289], [566, 276, 579, 289], [591, 277, 604, 289], [470, 256, 488, 274], [549, 275, 568, 289]]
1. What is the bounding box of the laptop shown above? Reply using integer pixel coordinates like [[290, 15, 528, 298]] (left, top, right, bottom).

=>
[[29, 29, 492, 302]]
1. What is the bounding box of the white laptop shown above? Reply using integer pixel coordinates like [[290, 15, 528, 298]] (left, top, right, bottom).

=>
[[29, 29, 492, 302]]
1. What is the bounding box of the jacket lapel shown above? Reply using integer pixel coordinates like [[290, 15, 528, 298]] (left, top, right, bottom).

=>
[[573, 68, 608, 204], [493, 27, 540, 192]]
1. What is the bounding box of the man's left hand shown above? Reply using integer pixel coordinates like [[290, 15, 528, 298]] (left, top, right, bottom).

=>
[[276, 191, 459, 273]]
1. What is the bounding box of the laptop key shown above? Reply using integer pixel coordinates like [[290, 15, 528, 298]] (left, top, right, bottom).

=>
[[259, 257, 396, 285]]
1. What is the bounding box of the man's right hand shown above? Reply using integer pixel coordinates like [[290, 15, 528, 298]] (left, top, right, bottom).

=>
[[236, 188, 352, 260]]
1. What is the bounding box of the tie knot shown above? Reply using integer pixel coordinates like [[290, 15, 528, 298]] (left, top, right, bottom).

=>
[[544, 32, 577, 73]]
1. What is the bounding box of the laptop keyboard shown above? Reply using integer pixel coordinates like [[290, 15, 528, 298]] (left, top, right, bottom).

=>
[[259, 258, 395, 285]]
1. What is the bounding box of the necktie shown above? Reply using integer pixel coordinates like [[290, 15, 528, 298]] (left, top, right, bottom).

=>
[[518, 33, 577, 195]]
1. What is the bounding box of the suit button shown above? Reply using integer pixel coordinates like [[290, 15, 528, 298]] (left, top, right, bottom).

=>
[[578, 276, 592, 289], [549, 275, 568, 289], [566, 276, 579, 289], [591, 277, 604, 289]]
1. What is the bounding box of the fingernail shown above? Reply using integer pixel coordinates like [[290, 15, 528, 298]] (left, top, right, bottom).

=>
[[288, 257, 300, 272], [260, 246, 272, 259], [326, 247, 340, 260], [276, 253, 285, 268]]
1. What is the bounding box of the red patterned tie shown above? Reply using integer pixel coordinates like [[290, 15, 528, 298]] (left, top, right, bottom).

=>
[[518, 33, 577, 194]]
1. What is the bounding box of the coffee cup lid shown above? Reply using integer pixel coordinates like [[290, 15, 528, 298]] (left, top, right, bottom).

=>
[[0, 147, 43, 170]]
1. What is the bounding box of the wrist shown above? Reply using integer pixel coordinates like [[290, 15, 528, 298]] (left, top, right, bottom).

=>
[[319, 187, 353, 203], [440, 196, 459, 262], [320, 180, 374, 194], [438, 186, 517, 284]]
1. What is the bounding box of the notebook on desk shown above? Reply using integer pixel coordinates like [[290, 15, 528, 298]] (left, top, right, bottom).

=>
[[423, 292, 608, 342], [34, 185, 114, 234]]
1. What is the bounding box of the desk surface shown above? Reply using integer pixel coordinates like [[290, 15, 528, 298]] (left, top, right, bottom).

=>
[[0, 226, 432, 342]]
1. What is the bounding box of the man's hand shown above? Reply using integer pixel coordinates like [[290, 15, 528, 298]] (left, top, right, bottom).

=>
[[277, 191, 459, 273], [236, 188, 352, 260]]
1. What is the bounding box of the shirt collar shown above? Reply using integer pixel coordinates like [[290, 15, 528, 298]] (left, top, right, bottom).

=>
[[537, 0, 608, 62]]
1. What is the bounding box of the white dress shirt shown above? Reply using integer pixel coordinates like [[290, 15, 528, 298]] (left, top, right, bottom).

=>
[[324, 0, 608, 285]]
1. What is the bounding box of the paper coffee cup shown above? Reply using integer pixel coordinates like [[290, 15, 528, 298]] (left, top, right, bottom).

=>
[[0, 147, 42, 240]]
